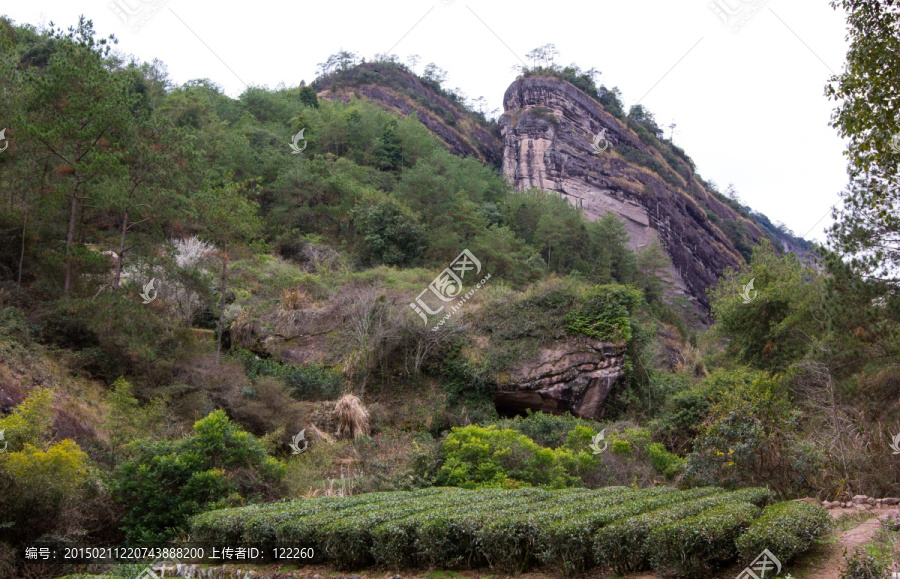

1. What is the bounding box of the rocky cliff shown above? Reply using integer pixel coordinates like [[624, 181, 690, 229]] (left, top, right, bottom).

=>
[[500, 75, 771, 309], [315, 62, 502, 167], [494, 336, 625, 420]]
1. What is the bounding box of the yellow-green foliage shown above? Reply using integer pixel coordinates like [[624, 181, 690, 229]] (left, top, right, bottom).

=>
[[0, 389, 94, 542], [0, 388, 54, 452], [435, 425, 597, 489], [3, 440, 90, 498]]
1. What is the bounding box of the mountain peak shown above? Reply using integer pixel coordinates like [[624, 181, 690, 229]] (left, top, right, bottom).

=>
[[500, 74, 770, 309]]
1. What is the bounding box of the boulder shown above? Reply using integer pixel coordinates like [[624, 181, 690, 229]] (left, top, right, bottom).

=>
[[883, 497, 900, 505], [852, 494, 868, 504], [494, 336, 626, 420]]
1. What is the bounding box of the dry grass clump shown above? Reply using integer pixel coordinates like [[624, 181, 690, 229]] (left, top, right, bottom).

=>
[[230, 308, 258, 350], [334, 393, 370, 439], [281, 288, 311, 311]]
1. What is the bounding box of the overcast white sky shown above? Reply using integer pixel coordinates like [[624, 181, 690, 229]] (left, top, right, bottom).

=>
[[3, 0, 849, 243]]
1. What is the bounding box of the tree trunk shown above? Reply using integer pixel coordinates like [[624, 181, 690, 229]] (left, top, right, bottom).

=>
[[829, 372, 853, 497], [17, 199, 28, 286], [113, 208, 128, 290], [215, 241, 228, 365], [63, 189, 78, 295]]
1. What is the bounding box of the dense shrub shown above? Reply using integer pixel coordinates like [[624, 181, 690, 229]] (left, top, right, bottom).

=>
[[0, 388, 104, 545], [435, 425, 593, 489], [684, 369, 821, 497], [564, 284, 642, 342], [735, 501, 830, 564], [646, 442, 684, 477], [350, 191, 428, 266], [647, 502, 762, 578], [237, 349, 341, 401], [494, 410, 598, 448], [0, 440, 92, 544], [112, 410, 285, 541], [840, 548, 888, 579]]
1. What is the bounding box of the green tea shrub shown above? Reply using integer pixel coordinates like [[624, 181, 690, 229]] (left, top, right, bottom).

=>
[[735, 500, 830, 564], [536, 487, 715, 575], [647, 501, 762, 578], [593, 487, 774, 573], [840, 548, 887, 579]]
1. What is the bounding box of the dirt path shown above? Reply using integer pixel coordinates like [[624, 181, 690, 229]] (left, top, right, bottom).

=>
[[788, 508, 884, 579]]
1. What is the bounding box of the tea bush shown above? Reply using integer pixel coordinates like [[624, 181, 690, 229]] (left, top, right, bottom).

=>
[[735, 500, 830, 564], [593, 487, 775, 573], [190, 487, 823, 575], [647, 501, 762, 578]]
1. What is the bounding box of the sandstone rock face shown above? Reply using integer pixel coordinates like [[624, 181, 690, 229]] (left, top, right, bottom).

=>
[[494, 336, 625, 420], [500, 76, 769, 309], [317, 63, 502, 167]]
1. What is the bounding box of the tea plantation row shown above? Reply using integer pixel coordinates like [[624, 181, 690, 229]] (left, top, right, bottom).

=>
[[190, 486, 829, 577]]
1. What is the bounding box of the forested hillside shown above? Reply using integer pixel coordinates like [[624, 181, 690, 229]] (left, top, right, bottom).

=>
[[0, 9, 899, 579]]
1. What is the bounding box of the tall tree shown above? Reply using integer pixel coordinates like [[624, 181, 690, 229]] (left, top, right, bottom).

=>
[[194, 182, 262, 364], [826, 0, 900, 279], [106, 105, 187, 290], [20, 17, 129, 295]]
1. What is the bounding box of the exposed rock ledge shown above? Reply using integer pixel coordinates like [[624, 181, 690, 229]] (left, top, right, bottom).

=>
[[494, 336, 625, 420]]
